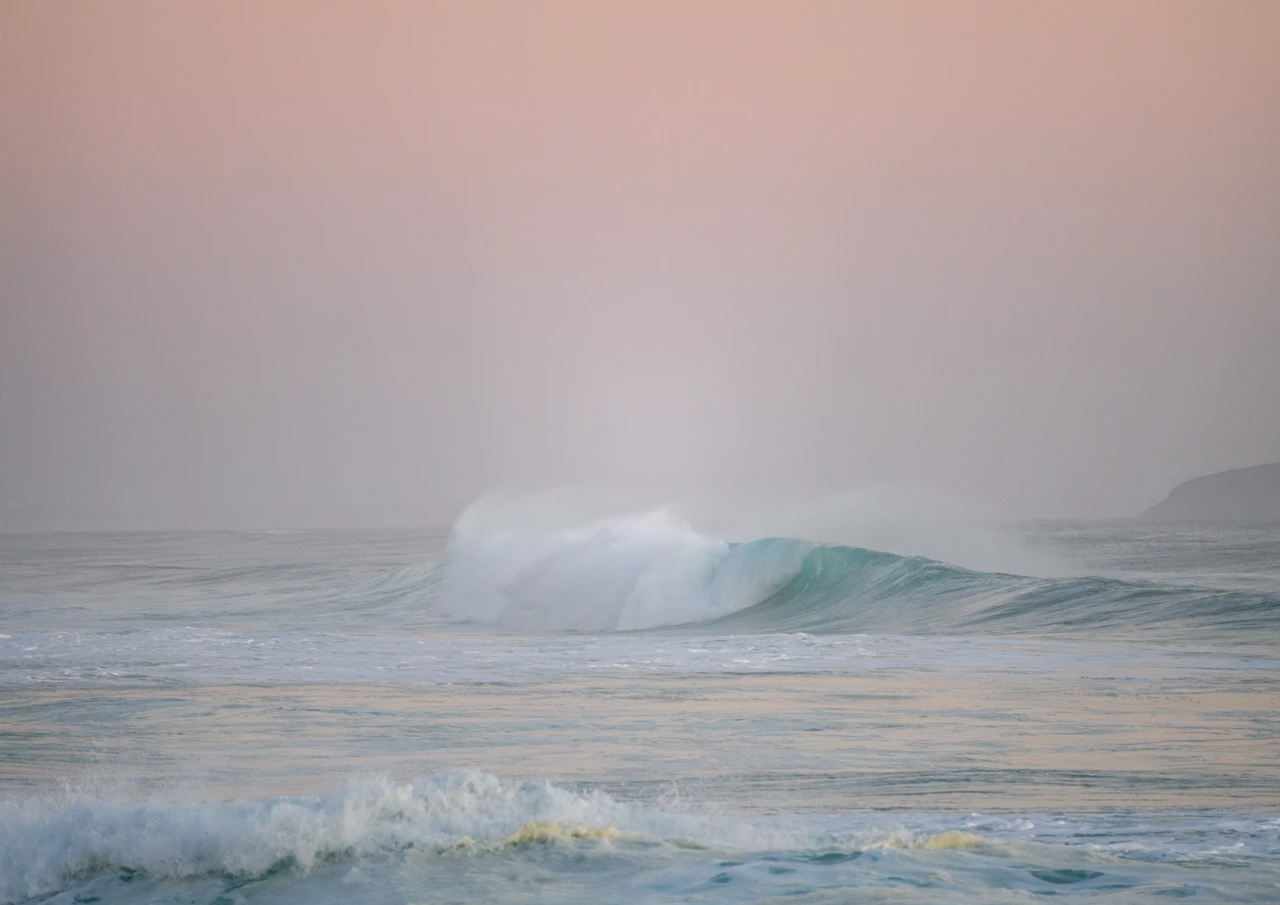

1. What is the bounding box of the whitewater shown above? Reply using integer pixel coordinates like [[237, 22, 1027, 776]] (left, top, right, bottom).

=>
[[2, 506, 1279, 903]]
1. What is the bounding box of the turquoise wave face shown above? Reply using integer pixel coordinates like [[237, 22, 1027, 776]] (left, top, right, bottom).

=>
[[703, 538, 1280, 640]]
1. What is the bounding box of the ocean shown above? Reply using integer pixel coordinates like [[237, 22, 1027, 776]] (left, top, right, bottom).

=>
[[2, 510, 1278, 904]]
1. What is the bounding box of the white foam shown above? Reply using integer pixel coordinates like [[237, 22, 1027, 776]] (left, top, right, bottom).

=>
[[434, 506, 804, 631], [12, 768, 1140, 905], [0, 771, 811, 903]]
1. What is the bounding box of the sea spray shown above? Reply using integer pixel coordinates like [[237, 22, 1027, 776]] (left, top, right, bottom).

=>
[[430, 504, 1280, 640]]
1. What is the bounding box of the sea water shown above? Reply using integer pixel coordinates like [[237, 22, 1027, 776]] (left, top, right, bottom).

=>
[[1, 513, 1278, 903]]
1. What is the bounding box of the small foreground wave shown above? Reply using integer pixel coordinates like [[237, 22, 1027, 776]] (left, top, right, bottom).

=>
[[6, 772, 1280, 905], [0, 771, 997, 904]]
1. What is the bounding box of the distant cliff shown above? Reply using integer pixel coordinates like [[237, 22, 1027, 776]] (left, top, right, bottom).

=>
[[1141, 462, 1280, 521]]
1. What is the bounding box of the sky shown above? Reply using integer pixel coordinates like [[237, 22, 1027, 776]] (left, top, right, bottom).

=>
[[1, 0, 1278, 529]]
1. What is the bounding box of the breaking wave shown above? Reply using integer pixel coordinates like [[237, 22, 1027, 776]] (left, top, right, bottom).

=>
[[429, 508, 1279, 640]]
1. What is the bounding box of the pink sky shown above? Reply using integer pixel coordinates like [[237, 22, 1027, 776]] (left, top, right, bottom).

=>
[[2, 1, 1278, 527]]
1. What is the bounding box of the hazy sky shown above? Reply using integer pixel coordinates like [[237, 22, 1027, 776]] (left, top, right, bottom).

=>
[[2, 0, 1278, 529]]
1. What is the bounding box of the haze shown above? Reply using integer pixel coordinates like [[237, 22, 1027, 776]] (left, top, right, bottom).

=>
[[2, 1, 1278, 530]]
